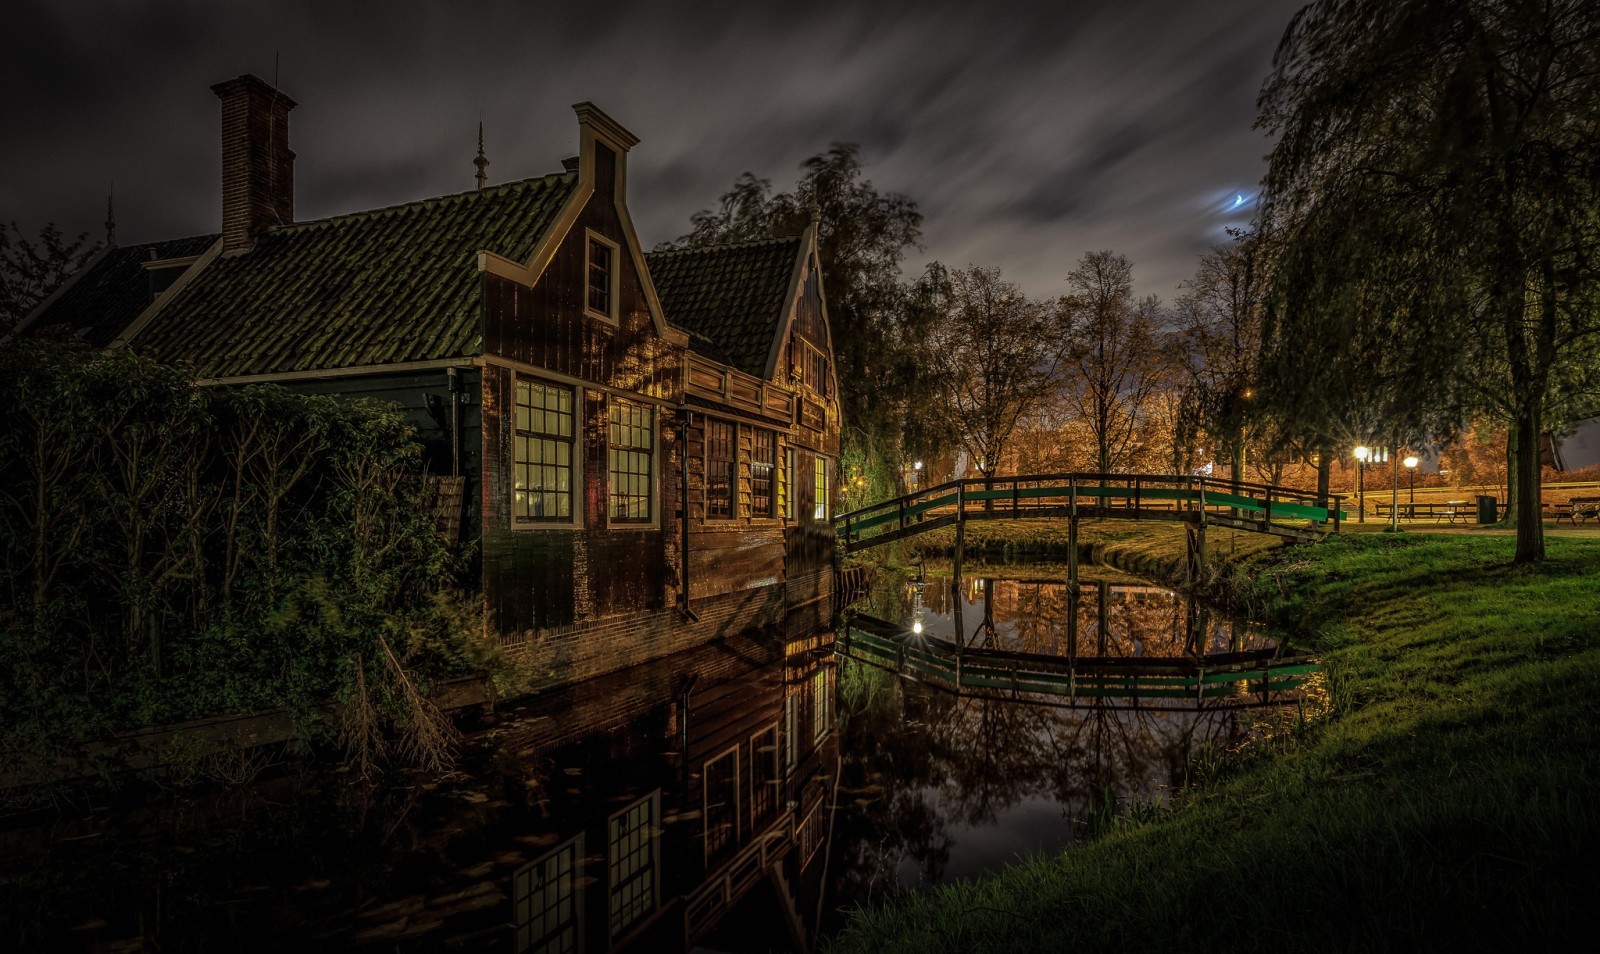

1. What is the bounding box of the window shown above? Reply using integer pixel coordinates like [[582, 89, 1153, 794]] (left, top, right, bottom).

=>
[[514, 378, 575, 523], [586, 232, 617, 320], [803, 342, 830, 397], [783, 693, 797, 770], [514, 837, 583, 954], [812, 667, 832, 743], [703, 747, 739, 861], [608, 398, 653, 523], [750, 725, 779, 822], [706, 419, 736, 520], [608, 794, 658, 940], [751, 430, 776, 518], [813, 456, 828, 521], [780, 446, 796, 520]]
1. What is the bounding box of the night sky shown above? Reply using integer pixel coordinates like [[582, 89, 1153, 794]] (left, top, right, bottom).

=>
[[2, 0, 1300, 302]]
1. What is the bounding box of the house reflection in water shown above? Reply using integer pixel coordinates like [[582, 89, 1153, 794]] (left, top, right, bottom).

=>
[[500, 634, 838, 953]]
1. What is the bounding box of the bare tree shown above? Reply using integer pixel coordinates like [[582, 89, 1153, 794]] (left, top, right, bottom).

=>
[[923, 264, 1070, 479], [1063, 251, 1169, 474]]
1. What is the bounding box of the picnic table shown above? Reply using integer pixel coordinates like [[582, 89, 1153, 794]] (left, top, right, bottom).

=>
[[1372, 500, 1473, 523], [1553, 496, 1600, 525]]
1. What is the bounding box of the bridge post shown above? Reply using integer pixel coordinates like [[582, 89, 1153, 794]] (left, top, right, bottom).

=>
[[1068, 481, 1079, 592]]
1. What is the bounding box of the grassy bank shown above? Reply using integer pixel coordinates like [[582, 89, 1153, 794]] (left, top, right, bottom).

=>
[[828, 532, 1600, 950]]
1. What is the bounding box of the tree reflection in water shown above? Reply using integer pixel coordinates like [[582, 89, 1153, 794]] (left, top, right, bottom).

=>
[[830, 569, 1259, 909]]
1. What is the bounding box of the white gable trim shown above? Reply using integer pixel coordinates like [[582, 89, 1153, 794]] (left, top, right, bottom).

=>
[[111, 236, 226, 348]]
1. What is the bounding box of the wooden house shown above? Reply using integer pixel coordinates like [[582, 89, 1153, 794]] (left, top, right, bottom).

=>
[[18, 74, 841, 687]]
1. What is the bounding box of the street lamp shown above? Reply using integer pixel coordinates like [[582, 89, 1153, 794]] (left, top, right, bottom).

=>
[[1354, 445, 1370, 522], [913, 459, 923, 494], [1404, 455, 1419, 511]]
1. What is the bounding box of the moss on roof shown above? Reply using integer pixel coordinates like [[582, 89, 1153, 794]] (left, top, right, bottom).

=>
[[646, 236, 801, 378], [133, 173, 578, 378]]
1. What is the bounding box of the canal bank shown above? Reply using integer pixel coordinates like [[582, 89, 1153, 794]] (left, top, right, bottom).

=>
[[829, 531, 1600, 951]]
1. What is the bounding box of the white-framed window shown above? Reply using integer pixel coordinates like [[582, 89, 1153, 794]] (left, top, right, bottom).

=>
[[585, 230, 620, 322], [514, 376, 577, 526], [703, 745, 740, 862], [813, 455, 829, 521], [608, 793, 659, 941], [513, 835, 583, 954], [812, 666, 832, 743], [607, 397, 654, 524]]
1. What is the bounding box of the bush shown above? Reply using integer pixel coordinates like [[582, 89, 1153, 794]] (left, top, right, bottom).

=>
[[0, 339, 485, 766]]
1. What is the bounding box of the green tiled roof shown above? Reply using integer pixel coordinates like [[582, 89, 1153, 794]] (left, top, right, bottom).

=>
[[645, 236, 800, 378], [134, 173, 578, 378], [25, 235, 217, 348]]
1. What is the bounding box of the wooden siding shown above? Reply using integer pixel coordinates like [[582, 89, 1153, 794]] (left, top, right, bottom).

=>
[[481, 188, 681, 402], [480, 363, 670, 636]]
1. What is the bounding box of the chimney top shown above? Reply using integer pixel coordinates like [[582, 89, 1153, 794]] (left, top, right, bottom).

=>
[[213, 73, 296, 252]]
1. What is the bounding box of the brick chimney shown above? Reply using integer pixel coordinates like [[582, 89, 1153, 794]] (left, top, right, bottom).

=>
[[211, 74, 296, 252]]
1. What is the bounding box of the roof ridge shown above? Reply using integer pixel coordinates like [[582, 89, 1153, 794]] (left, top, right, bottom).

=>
[[646, 233, 802, 257], [275, 171, 577, 234]]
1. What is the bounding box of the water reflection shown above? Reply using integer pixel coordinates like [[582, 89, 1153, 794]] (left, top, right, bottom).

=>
[[1, 636, 839, 953], [888, 570, 1275, 658], [3, 573, 1284, 952]]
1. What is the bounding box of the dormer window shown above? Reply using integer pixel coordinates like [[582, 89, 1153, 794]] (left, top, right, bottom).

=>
[[586, 231, 619, 321]]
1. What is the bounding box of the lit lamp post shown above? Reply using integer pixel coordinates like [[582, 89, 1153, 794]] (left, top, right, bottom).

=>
[[913, 459, 923, 494], [1354, 445, 1370, 523], [1404, 455, 1419, 512]]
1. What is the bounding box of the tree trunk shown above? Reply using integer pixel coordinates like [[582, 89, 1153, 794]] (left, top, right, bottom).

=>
[[1315, 443, 1332, 507], [1513, 402, 1544, 564]]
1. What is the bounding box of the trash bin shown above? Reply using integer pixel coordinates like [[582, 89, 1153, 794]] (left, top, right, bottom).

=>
[[1476, 495, 1498, 524]]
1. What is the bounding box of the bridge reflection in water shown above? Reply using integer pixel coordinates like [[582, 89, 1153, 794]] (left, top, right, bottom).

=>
[[840, 571, 1316, 710]]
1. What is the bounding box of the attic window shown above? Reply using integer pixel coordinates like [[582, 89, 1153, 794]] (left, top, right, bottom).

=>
[[586, 231, 618, 321]]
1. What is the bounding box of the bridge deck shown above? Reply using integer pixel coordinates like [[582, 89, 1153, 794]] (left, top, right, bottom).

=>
[[835, 473, 1344, 552]]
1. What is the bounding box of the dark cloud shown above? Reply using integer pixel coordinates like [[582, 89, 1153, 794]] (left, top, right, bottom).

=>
[[0, 0, 1303, 300]]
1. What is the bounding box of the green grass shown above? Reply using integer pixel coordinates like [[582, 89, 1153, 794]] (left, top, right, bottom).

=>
[[827, 532, 1600, 951]]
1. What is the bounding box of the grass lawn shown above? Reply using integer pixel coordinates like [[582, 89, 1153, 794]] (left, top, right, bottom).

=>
[[827, 530, 1600, 951]]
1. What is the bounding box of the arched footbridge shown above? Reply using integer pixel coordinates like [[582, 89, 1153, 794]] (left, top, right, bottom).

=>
[[834, 473, 1344, 554]]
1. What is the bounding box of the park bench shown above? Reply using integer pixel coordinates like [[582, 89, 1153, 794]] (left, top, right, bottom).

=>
[[1372, 500, 1473, 523], [1554, 496, 1600, 525]]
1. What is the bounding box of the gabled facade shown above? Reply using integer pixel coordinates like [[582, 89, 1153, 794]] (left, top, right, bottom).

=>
[[20, 74, 840, 688]]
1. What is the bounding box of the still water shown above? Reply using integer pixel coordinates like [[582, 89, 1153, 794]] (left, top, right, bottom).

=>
[[2, 571, 1274, 952]]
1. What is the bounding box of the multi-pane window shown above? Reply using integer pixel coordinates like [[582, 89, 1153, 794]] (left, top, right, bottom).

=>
[[513, 837, 582, 954], [514, 379, 574, 523], [608, 795, 657, 940], [587, 235, 614, 318], [780, 446, 796, 520], [608, 398, 653, 523], [706, 419, 736, 520], [812, 667, 832, 743], [750, 725, 779, 822], [703, 747, 739, 861], [813, 456, 828, 521], [751, 430, 775, 518]]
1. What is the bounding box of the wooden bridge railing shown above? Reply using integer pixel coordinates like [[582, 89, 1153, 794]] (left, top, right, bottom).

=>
[[835, 472, 1345, 552]]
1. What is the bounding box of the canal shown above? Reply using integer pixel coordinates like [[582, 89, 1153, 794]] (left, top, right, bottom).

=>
[[1, 566, 1305, 952]]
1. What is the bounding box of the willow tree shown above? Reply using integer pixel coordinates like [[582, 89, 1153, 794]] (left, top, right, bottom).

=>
[[1258, 0, 1600, 562]]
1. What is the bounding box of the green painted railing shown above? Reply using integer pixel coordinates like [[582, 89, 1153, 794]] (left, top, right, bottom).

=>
[[840, 624, 1317, 710], [835, 472, 1346, 549]]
